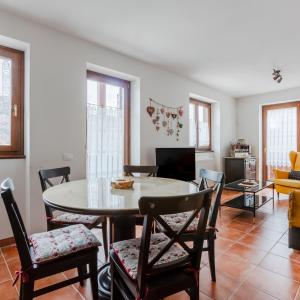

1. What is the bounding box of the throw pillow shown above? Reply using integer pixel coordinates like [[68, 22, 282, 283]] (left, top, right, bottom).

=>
[[289, 170, 300, 180]]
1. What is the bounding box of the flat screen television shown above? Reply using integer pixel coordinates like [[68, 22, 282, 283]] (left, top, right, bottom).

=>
[[156, 147, 195, 181]]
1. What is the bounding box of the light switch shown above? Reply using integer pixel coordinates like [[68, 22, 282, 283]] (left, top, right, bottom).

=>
[[62, 153, 74, 161]]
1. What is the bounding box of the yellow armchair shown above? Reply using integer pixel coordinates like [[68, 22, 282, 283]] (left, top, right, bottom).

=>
[[274, 151, 300, 197]]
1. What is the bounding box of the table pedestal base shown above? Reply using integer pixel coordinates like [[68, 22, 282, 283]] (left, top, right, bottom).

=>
[[98, 263, 110, 299], [98, 215, 136, 299]]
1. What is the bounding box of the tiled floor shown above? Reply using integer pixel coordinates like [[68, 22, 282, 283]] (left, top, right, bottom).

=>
[[1, 189, 300, 299]]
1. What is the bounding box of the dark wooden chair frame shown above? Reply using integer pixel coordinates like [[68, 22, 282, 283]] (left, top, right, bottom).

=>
[[38, 166, 108, 261], [112, 165, 160, 235], [158, 168, 224, 282], [123, 165, 159, 177], [0, 180, 99, 300], [110, 189, 212, 300], [198, 168, 224, 282]]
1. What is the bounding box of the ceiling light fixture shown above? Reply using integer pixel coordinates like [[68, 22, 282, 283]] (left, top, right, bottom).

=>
[[272, 69, 283, 83]]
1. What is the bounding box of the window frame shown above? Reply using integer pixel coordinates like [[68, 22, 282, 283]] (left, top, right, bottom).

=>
[[86, 70, 130, 164], [189, 98, 212, 152], [0, 45, 24, 159]]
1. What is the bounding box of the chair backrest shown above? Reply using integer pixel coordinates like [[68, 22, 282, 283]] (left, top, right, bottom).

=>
[[290, 151, 300, 171], [38, 167, 70, 192], [198, 168, 224, 228], [1, 179, 32, 269], [123, 165, 159, 177], [137, 189, 212, 291]]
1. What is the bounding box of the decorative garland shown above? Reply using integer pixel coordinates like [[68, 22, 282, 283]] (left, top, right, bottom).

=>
[[146, 98, 183, 141]]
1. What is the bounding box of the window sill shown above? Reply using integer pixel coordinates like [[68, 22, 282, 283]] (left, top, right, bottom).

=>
[[0, 154, 26, 159]]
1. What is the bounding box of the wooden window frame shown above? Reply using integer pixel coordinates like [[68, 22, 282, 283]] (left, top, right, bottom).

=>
[[86, 70, 130, 164], [0, 45, 24, 159], [189, 98, 211, 152], [262, 101, 300, 180]]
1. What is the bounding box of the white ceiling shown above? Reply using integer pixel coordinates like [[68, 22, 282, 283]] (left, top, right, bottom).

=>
[[0, 0, 300, 97]]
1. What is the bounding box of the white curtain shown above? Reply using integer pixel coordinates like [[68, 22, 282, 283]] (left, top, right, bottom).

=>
[[266, 107, 297, 169], [86, 103, 124, 178], [0, 57, 12, 146]]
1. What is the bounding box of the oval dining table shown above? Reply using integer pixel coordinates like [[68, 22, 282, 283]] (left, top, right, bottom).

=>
[[43, 176, 199, 299]]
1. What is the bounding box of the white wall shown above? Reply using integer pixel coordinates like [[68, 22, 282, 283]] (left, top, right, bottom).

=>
[[237, 87, 300, 179], [0, 10, 236, 239]]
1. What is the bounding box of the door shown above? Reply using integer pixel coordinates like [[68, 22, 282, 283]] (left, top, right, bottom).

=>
[[262, 102, 300, 180], [86, 71, 130, 178]]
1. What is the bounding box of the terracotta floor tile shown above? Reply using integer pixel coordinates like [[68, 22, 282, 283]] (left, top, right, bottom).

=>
[[230, 281, 277, 300], [1, 245, 18, 262], [225, 242, 267, 265], [164, 291, 212, 299], [199, 266, 240, 300], [233, 211, 267, 225], [35, 273, 69, 290], [261, 220, 288, 233], [270, 243, 300, 262], [72, 279, 93, 300], [248, 225, 284, 242], [294, 287, 300, 300], [225, 220, 256, 233], [0, 280, 18, 300], [201, 250, 218, 266], [238, 233, 277, 252], [242, 266, 299, 299], [0, 252, 4, 264], [215, 253, 256, 283], [0, 262, 11, 284], [37, 286, 83, 300], [260, 253, 300, 282], [217, 227, 246, 242], [215, 237, 235, 254], [6, 257, 20, 276], [278, 231, 289, 245]]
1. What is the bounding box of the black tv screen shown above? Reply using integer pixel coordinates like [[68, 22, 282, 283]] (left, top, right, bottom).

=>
[[156, 148, 195, 181]]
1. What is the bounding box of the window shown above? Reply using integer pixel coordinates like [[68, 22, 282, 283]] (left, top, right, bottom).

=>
[[189, 99, 211, 151], [0, 45, 24, 158], [86, 71, 130, 178]]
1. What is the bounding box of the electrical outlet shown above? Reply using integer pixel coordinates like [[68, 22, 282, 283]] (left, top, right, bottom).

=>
[[62, 153, 74, 161]]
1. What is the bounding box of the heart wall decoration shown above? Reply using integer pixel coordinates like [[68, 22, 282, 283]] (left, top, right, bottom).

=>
[[146, 98, 184, 141]]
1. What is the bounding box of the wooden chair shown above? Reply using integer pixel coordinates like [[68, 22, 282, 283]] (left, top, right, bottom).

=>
[[123, 165, 159, 228], [0, 178, 99, 300], [159, 168, 224, 281], [110, 188, 212, 300], [123, 165, 159, 177], [38, 167, 108, 261]]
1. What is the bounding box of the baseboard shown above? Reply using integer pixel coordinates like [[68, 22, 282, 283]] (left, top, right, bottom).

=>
[[0, 236, 15, 247]]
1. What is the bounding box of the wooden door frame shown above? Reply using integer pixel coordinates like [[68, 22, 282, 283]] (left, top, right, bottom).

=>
[[262, 101, 300, 180]]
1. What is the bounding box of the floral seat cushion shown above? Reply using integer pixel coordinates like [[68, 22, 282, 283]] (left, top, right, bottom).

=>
[[51, 212, 101, 225], [29, 224, 100, 264], [112, 233, 188, 280], [160, 212, 199, 232]]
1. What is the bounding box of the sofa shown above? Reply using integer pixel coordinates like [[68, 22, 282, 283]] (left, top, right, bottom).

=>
[[288, 190, 300, 250]]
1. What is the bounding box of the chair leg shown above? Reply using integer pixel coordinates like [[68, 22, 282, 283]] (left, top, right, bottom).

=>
[[78, 264, 87, 286], [102, 218, 108, 262], [111, 262, 123, 300], [208, 235, 216, 282], [189, 286, 199, 300], [89, 253, 99, 300], [277, 192, 280, 200], [21, 280, 34, 300]]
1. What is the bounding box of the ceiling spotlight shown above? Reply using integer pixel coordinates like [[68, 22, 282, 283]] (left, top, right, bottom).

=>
[[272, 69, 283, 83]]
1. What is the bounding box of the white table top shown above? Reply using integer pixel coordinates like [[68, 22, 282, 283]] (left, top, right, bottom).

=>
[[43, 177, 198, 216]]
